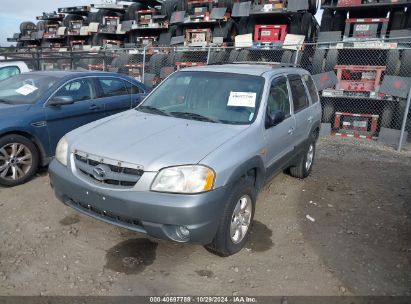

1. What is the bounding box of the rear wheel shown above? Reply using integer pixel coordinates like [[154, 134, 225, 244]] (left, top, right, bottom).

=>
[[0, 135, 39, 187], [205, 178, 256, 256], [289, 135, 316, 179]]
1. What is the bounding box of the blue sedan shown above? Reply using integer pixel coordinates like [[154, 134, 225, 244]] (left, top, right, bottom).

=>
[[0, 71, 148, 186]]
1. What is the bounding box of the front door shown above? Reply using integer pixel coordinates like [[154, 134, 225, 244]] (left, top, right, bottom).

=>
[[45, 77, 105, 153]]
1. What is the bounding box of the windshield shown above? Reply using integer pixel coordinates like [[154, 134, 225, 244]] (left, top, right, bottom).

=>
[[138, 71, 265, 125], [0, 74, 59, 105]]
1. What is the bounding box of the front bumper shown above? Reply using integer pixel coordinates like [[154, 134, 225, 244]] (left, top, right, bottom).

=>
[[49, 159, 230, 244]]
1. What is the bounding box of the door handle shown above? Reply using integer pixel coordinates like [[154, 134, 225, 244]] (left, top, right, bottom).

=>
[[288, 128, 295, 135], [308, 116, 313, 123], [89, 104, 100, 110]]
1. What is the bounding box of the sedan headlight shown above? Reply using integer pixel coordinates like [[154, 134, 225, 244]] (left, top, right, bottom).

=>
[[151, 165, 215, 194], [55, 136, 68, 166]]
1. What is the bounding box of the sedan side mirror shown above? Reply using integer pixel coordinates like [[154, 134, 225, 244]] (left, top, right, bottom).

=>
[[267, 109, 285, 127], [48, 96, 74, 106]]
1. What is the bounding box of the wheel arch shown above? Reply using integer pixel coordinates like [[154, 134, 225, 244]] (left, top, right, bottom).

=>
[[0, 130, 48, 166], [222, 156, 266, 192]]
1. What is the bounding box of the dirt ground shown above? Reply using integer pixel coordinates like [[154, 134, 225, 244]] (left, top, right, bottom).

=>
[[0, 137, 410, 296]]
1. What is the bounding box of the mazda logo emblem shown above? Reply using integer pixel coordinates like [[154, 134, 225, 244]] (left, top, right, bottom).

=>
[[92, 165, 107, 181]]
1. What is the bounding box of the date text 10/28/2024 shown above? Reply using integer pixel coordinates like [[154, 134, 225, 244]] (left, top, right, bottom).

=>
[[149, 296, 258, 303]]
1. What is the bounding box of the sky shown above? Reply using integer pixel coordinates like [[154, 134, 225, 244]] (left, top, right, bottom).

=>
[[0, 0, 323, 46], [0, 0, 91, 46]]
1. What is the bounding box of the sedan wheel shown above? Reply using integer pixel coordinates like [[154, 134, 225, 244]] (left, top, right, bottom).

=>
[[0, 135, 39, 187], [0, 143, 33, 181]]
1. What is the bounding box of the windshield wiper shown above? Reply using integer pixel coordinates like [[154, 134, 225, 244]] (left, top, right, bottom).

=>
[[137, 105, 170, 116], [0, 99, 11, 104], [170, 111, 218, 123]]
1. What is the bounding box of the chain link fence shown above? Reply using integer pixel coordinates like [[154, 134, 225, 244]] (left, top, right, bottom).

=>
[[1, 38, 410, 149]]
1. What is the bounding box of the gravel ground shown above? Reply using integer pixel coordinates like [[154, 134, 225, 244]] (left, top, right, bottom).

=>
[[0, 137, 410, 296]]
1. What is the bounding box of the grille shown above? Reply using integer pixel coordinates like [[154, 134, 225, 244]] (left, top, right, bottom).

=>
[[67, 199, 143, 229], [74, 153, 143, 188]]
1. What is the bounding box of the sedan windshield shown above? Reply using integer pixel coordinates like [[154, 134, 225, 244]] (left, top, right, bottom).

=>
[[138, 71, 265, 124], [0, 74, 59, 105]]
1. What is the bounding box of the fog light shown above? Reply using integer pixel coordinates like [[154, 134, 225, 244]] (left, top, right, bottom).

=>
[[177, 225, 190, 239]]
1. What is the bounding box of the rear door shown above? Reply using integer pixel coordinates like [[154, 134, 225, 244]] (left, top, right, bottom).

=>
[[264, 76, 297, 176], [45, 77, 105, 152], [288, 74, 311, 149], [95, 77, 145, 117]]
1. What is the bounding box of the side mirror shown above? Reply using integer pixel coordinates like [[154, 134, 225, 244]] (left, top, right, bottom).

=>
[[48, 96, 74, 106], [267, 109, 285, 127]]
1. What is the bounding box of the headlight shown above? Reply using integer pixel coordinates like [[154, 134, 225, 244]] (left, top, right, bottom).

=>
[[151, 165, 215, 194], [55, 136, 68, 166]]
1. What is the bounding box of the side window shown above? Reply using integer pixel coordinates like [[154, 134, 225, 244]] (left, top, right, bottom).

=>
[[303, 74, 319, 104], [124, 81, 144, 94], [0, 66, 20, 81], [98, 78, 128, 97], [54, 78, 93, 102], [289, 76, 309, 113], [267, 77, 291, 118]]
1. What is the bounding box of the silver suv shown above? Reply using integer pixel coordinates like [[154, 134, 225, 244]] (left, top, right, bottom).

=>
[[49, 64, 321, 256]]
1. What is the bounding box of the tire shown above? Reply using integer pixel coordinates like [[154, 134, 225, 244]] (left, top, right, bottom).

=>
[[111, 54, 132, 68], [289, 135, 316, 179], [159, 25, 181, 45], [228, 49, 240, 63], [320, 9, 333, 32], [177, 0, 188, 12], [91, 34, 105, 46], [381, 105, 393, 128], [308, 0, 318, 15], [87, 12, 99, 24], [236, 49, 250, 62], [322, 101, 335, 123], [300, 13, 313, 39], [237, 17, 248, 35], [148, 53, 168, 74], [311, 48, 326, 74], [63, 14, 84, 28], [94, 9, 120, 24], [161, 0, 178, 19], [404, 8, 411, 30], [218, 0, 234, 12], [205, 178, 256, 256], [386, 49, 400, 76], [208, 50, 226, 64], [213, 19, 238, 42], [281, 50, 293, 63], [20, 21, 36, 33], [324, 49, 338, 72], [36, 21, 46, 31], [289, 14, 301, 35], [389, 9, 404, 31], [332, 11, 346, 32], [399, 50, 411, 77], [0, 134, 39, 187]]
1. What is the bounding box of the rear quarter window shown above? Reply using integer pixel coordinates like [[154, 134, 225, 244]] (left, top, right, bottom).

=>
[[288, 76, 309, 113], [303, 74, 320, 104]]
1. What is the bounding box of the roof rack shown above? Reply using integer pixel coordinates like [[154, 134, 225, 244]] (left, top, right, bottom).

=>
[[231, 61, 300, 68]]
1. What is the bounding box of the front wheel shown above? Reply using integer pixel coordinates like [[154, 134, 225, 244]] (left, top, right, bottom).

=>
[[205, 179, 256, 256], [0, 135, 39, 187]]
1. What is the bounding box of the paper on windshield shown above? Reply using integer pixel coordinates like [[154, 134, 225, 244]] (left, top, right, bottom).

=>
[[16, 84, 38, 96], [227, 92, 256, 108]]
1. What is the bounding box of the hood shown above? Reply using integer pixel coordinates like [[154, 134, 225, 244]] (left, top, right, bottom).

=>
[[70, 110, 248, 171], [0, 103, 31, 116]]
